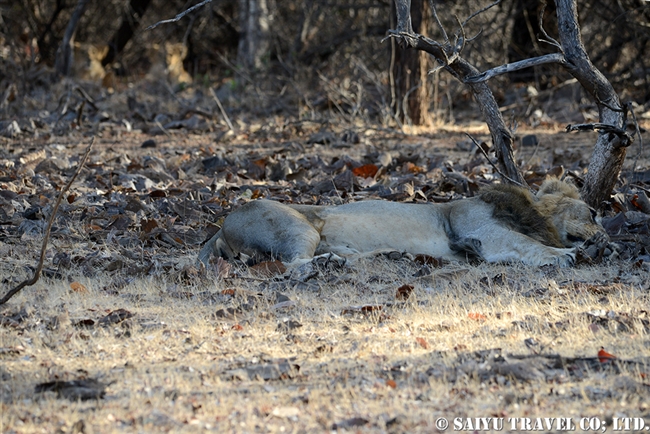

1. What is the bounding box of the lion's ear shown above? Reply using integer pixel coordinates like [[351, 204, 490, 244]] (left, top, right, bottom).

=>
[[537, 178, 580, 199]]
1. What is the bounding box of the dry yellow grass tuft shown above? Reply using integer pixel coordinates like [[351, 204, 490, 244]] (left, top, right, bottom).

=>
[[2, 257, 649, 432]]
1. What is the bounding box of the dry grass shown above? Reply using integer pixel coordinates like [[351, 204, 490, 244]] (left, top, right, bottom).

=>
[[2, 257, 649, 433], [1, 119, 649, 432]]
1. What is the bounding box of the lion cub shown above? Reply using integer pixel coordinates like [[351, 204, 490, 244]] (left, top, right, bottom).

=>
[[198, 179, 606, 268]]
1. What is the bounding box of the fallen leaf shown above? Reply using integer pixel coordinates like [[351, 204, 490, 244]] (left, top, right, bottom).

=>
[[386, 379, 397, 389], [149, 189, 167, 198], [415, 337, 429, 349], [227, 361, 299, 381], [98, 308, 134, 326], [332, 417, 369, 430], [396, 284, 414, 300], [232, 324, 244, 331], [250, 260, 286, 277], [271, 406, 301, 418], [69, 282, 88, 293], [35, 378, 107, 400], [413, 254, 444, 267], [341, 304, 383, 315], [468, 312, 487, 321], [598, 347, 617, 363], [352, 164, 378, 178], [141, 218, 158, 234], [403, 162, 425, 174]]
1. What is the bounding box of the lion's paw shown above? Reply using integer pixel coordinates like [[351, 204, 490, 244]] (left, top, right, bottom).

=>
[[312, 252, 347, 268], [533, 248, 575, 268]]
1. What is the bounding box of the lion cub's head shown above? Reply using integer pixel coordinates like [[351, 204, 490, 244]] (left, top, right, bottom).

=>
[[535, 179, 607, 247]]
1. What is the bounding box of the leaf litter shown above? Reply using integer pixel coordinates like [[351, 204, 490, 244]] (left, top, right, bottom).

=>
[[1, 90, 649, 431]]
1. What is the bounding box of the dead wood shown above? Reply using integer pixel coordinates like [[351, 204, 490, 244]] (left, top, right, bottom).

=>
[[102, 0, 153, 66], [390, 0, 631, 208], [146, 0, 213, 30], [387, 0, 527, 186], [0, 137, 94, 306], [54, 0, 90, 77], [554, 0, 628, 209]]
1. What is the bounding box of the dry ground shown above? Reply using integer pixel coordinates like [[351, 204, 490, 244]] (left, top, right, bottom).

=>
[[1, 93, 650, 432], [1, 259, 649, 433]]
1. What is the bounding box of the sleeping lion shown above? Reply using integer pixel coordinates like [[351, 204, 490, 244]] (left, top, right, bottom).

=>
[[198, 179, 606, 268]]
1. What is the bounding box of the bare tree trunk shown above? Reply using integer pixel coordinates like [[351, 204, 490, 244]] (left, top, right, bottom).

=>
[[237, 0, 271, 70], [390, 0, 628, 206], [554, 0, 627, 208], [54, 0, 89, 77], [508, 0, 556, 83], [390, 0, 430, 126], [389, 0, 526, 185], [36, 0, 67, 65], [102, 0, 152, 66]]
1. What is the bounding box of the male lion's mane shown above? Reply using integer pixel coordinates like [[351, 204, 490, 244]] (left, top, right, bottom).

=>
[[478, 183, 565, 248]]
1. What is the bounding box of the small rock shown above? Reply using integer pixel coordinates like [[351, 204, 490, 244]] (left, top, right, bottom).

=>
[[521, 134, 539, 147]]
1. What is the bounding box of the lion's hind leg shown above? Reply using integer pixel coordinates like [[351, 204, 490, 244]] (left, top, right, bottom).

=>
[[217, 200, 321, 265]]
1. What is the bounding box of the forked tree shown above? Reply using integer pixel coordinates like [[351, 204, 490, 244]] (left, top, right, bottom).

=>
[[388, 0, 632, 209]]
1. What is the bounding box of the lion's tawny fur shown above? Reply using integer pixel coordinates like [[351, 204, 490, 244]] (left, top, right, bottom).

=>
[[478, 184, 565, 248], [198, 178, 607, 268], [536, 178, 581, 199]]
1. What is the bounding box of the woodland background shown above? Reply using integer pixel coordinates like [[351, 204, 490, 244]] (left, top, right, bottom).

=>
[[1, 0, 649, 126], [1, 1, 650, 433]]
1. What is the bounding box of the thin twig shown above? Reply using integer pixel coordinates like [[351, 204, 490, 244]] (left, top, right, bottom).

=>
[[146, 0, 213, 30], [0, 137, 95, 305], [462, 0, 502, 28], [538, 0, 563, 51], [627, 102, 644, 178], [565, 122, 632, 144], [466, 133, 525, 187], [74, 86, 98, 111], [210, 87, 235, 131], [428, 0, 449, 44], [155, 120, 173, 139]]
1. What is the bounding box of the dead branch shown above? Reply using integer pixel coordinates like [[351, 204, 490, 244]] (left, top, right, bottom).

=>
[[555, 0, 627, 208], [385, 1, 527, 186], [54, 0, 89, 77], [627, 102, 645, 174], [565, 122, 632, 143], [461, 0, 502, 28], [428, 0, 449, 44], [566, 123, 633, 150], [538, 1, 562, 51], [0, 137, 94, 306], [390, 0, 629, 208], [210, 87, 235, 132], [466, 133, 526, 188], [465, 53, 567, 83], [146, 0, 213, 30]]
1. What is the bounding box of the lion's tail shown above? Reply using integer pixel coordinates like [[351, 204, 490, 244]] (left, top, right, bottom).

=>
[[197, 229, 233, 267]]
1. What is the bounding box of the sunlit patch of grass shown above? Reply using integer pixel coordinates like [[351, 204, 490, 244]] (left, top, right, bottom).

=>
[[2, 257, 648, 432]]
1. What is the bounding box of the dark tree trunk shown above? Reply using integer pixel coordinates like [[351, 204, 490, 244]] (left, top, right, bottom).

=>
[[554, 0, 626, 208], [36, 0, 67, 65], [102, 0, 152, 66], [237, 0, 271, 70], [389, 0, 526, 185], [390, 0, 430, 125], [508, 0, 556, 83], [54, 0, 90, 77]]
